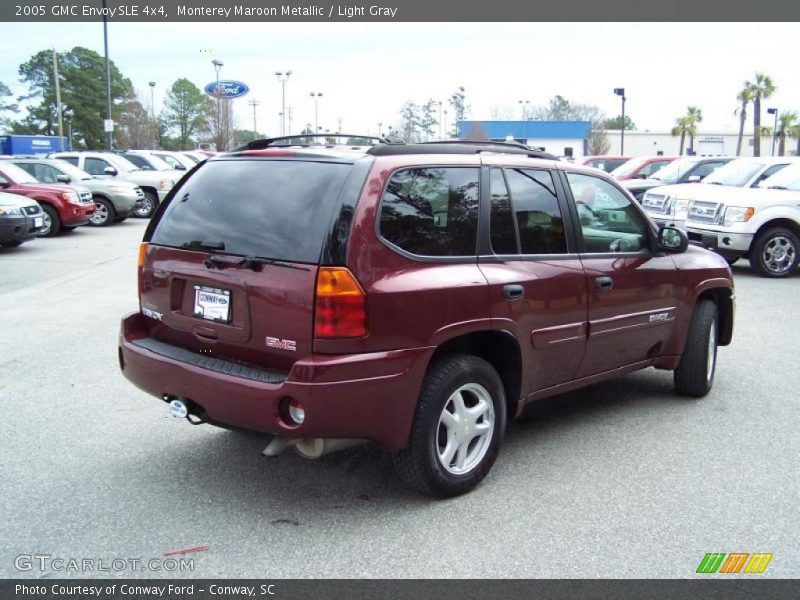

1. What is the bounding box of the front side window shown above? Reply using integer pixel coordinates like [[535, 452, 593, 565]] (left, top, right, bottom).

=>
[[690, 161, 726, 180], [567, 172, 649, 254], [379, 167, 479, 257], [84, 157, 111, 176]]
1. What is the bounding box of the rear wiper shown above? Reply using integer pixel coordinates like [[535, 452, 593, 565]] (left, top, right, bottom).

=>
[[181, 240, 226, 251], [204, 255, 309, 271]]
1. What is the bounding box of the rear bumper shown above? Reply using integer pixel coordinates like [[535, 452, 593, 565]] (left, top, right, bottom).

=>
[[118, 312, 433, 450]]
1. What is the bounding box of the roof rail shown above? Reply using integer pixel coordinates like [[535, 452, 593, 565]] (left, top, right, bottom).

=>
[[234, 134, 404, 152], [367, 142, 559, 160], [421, 139, 531, 150]]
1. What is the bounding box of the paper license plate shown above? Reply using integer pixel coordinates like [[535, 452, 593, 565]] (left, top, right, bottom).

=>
[[34, 217, 43, 228], [193, 285, 231, 322]]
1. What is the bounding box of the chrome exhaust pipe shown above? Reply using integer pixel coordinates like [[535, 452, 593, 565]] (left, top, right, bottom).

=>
[[262, 437, 366, 459]]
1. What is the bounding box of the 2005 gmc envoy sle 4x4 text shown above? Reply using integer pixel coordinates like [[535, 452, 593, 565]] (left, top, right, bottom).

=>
[[118, 135, 734, 497]]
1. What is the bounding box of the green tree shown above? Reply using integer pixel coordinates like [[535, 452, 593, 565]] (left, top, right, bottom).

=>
[[160, 78, 214, 150], [671, 116, 689, 155], [748, 73, 776, 157], [13, 47, 133, 148], [0, 81, 19, 132], [671, 107, 702, 155], [603, 115, 636, 131], [448, 86, 468, 138], [686, 106, 703, 153], [734, 86, 753, 156]]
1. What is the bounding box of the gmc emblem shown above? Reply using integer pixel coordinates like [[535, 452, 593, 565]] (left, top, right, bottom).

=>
[[265, 336, 297, 351]]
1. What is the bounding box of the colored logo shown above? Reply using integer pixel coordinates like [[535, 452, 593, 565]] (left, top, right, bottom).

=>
[[204, 80, 249, 99], [696, 552, 773, 574]]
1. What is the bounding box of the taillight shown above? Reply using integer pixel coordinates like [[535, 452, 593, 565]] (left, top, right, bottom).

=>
[[314, 267, 367, 339], [137, 242, 147, 292]]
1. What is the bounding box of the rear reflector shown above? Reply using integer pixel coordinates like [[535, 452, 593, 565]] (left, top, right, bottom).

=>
[[314, 267, 367, 339], [137, 243, 147, 292]]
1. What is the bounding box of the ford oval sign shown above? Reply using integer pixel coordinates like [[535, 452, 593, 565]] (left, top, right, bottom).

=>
[[204, 80, 250, 99]]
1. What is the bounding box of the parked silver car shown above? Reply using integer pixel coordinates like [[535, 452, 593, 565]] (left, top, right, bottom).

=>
[[48, 151, 178, 218], [10, 157, 142, 226]]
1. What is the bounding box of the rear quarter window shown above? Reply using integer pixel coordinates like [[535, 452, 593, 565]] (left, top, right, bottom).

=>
[[378, 167, 479, 257], [149, 159, 353, 263]]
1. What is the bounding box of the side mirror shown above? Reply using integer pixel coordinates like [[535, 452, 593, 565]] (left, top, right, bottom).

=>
[[686, 175, 701, 183], [56, 174, 70, 183], [658, 226, 688, 253], [104, 166, 118, 176]]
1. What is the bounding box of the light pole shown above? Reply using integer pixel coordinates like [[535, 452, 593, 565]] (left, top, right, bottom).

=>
[[614, 87, 626, 155], [212, 59, 223, 148], [767, 107, 778, 156], [443, 109, 448, 139], [275, 70, 292, 136], [148, 81, 156, 149], [310, 92, 323, 133], [518, 99, 530, 143], [438, 101, 443, 139], [378, 122, 382, 137]]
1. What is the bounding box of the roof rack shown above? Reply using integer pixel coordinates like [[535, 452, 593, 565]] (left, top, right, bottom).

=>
[[366, 142, 558, 160], [234, 134, 403, 152], [420, 139, 531, 150]]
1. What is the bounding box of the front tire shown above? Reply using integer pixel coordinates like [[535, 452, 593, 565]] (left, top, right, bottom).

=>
[[89, 197, 115, 226], [39, 204, 61, 237], [674, 300, 718, 397], [751, 227, 798, 278], [392, 354, 506, 498]]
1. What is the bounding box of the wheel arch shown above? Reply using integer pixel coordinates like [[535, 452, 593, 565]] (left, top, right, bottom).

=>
[[429, 330, 523, 419], [751, 218, 800, 249], [696, 286, 734, 347]]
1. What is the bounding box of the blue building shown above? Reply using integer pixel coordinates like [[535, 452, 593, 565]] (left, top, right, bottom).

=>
[[457, 120, 591, 158]]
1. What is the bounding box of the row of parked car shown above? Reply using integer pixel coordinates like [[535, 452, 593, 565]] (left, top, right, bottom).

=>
[[0, 150, 211, 247], [580, 153, 800, 277]]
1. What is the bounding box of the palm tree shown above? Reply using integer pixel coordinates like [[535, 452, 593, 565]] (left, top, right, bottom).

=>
[[776, 111, 798, 156], [671, 107, 703, 155], [734, 86, 753, 156], [671, 116, 689, 155], [686, 106, 703, 153], [749, 73, 776, 157]]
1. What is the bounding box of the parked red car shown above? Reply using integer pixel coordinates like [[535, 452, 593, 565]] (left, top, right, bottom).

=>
[[119, 137, 734, 497], [579, 155, 632, 172], [610, 156, 678, 181], [0, 162, 95, 236]]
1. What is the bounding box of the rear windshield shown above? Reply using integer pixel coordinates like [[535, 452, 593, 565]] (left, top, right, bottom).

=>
[[149, 159, 352, 263]]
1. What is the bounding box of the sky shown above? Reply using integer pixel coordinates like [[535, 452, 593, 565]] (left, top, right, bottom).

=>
[[1, 22, 798, 140]]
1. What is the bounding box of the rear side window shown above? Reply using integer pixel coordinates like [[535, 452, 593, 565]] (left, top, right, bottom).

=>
[[149, 160, 352, 263], [502, 168, 567, 254], [379, 167, 479, 256]]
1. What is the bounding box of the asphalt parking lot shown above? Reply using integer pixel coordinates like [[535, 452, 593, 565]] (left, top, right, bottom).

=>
[[1, 220, 797, 579]]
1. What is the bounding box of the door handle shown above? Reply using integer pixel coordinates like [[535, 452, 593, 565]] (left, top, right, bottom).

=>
[[594, 276, 614, 291], [503, 284, 524, 301]]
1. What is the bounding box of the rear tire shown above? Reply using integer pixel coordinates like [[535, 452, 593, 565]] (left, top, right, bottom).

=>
[[89, 197, 115, 226], [750, 227, 798, 278], [674, 300, 718, 397], [392, 354, 506, 498], [39, 204, 61, 237]]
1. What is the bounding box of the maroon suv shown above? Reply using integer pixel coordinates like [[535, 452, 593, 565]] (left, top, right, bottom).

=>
[[119, 137, 734, 497]]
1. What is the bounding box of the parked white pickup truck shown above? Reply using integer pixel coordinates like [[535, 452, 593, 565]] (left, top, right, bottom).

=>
[[641, 157, 795, 230], [685, 163, 800, 277]]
